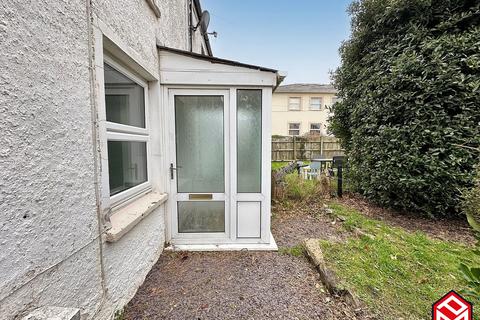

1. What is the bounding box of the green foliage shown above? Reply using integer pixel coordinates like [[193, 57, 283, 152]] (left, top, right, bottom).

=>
[[330, 0, 480, 216], [271, 161, 290, 171], [463, 166, 480, 230], [460, 165, 480, 299], [321, 203, 480, 319], [114, 310, 125, 320], [283, 173, 320, 200]]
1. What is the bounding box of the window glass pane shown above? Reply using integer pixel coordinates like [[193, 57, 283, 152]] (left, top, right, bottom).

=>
[[175, 96, 224, 193], [104, 63, 145, 128], [178, 201, 225, 233], [310, 98, 322, 110], [289, 123, 300, 129], [311, 123, 321, 130], [108, 141, 147, 196], [237, 89, 262, 193], [289, 97, 301, 110]]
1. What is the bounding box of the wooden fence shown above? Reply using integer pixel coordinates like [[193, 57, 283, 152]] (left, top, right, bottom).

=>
[[271, 136, 344, 161]]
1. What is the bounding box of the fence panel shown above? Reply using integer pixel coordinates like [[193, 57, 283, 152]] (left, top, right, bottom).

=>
[[271, 136, 344, 161]]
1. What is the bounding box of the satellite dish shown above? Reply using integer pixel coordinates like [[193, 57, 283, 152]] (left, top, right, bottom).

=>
[[196, 10, 210, 33]]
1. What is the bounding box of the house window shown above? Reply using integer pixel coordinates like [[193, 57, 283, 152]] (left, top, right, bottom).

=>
[[288, 97, 301, 111], [288, 123, 300, 136], [310, 123, 321, 135], [310, 97, 322, 110], [104, 59, 150, 205], [331, 96, 339, 105]]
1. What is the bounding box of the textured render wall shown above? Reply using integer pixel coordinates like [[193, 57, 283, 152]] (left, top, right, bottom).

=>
[[156, 0, 190, 50], [0, 0, 104, 319], [93, 0, 160, 73], [95, 207, 165, 319], [91, 0, 190, 318], [1, 0, 201, 318], [272, 93, 336, 136]]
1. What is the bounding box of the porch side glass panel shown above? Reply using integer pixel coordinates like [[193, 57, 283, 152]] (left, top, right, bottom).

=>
[[237, 89, 262, 192]]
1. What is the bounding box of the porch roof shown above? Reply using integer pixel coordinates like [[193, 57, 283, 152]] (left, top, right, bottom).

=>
[[157, 45, 286, 88]]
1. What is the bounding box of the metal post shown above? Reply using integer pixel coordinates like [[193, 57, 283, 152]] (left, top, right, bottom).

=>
[[333, 156, 344, 198], [337, 162, 343, 197]]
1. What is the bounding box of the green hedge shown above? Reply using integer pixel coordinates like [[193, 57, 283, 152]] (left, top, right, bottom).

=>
[[330, 0, 480, 216]]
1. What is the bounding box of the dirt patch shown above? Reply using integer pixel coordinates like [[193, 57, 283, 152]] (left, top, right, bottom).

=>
[[271, 200, 347, 247], [123, 195, 473, 319], [123, 251, 364, 320], [337, 194, 475, 245], [123, 200, 367, 320]]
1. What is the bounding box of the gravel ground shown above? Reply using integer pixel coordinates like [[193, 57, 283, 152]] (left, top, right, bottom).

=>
[[123, 196, 474, 319], [123, 200, 367, 320]]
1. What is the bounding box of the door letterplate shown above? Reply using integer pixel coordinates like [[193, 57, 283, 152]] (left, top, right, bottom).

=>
[[189, 194, 213, 200]]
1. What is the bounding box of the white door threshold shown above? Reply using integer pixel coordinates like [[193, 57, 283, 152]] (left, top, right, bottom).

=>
[[165, 233, 278, 252]]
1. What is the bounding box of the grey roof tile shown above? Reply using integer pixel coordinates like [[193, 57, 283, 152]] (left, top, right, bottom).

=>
[[276, 83, 337, 93]]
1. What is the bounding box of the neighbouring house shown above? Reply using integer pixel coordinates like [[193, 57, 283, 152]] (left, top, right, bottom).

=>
[[0, 1, 283, 319], [272, 84, 338, 136]]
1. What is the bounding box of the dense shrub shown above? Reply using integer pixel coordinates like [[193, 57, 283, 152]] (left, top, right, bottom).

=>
[[463, 165, 480, 226], [460, 164, 480, 299], [330, 0, 480, 216]]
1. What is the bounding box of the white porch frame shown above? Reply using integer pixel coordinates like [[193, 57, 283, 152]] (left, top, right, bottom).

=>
[[163, 85, 273, 247], [159, 47, 280, 250]]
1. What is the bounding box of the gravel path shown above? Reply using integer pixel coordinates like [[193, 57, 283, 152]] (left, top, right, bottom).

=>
[[123, 200, 365, 320]]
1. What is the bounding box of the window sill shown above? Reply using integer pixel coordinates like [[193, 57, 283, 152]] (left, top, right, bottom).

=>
[[105, 192, 168, 243]]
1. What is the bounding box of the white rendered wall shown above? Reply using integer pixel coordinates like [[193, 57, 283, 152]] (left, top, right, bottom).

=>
[[0, 0, 207, 319]]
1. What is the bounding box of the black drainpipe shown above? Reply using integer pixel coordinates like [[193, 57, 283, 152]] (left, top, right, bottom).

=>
[[188, 0, 193, 52]]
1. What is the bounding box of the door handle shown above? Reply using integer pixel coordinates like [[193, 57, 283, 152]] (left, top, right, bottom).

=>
[[170, 163, 182, 180]]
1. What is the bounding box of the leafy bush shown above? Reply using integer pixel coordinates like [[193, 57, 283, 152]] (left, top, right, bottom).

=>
[[463, 166, 480, 228], [330, 0, 480, 216], [460, 165, 480, 299]]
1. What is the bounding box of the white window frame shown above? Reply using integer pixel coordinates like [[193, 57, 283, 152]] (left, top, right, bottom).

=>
[[309, 122, 322, 135], [288, 97, 301, 111], [103, 55, 152, 208], [288, 122, 301, 136], [310, 97, 322, 111]]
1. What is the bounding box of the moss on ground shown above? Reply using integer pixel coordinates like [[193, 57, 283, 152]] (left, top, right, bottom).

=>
[[278, 244, 305, 257]]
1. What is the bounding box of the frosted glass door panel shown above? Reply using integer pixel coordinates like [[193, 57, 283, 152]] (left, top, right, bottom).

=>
[[237, 90, 262, 193], [175, 96, 224, 193], [178, 201, 225, 233]]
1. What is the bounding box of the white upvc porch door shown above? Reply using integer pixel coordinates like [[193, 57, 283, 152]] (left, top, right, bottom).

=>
[[168, 89, 231, 243]]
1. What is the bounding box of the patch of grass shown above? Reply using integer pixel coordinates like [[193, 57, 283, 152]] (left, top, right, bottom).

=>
[[319, 203, 480, 320], [283, 173, 319, 200], [278, 244, 305, 257], [272, 161, 290, 171], [271, 161, 311, 171]]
